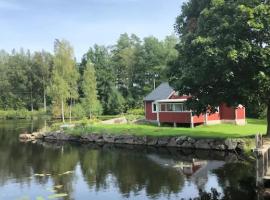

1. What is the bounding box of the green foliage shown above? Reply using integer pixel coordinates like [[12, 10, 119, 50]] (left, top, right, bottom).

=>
[[82, 61, 102, 118], [125, 114, 145, 123], [169, 0, 270, 125], [71, 104, 86, 119], [0, 33, 178, 118], [126, 108, 144, 116], [107, 88, 126, 114], [0, 109, 46, 119], [48, 39, 78, 121], [79, 117, 88, 128]]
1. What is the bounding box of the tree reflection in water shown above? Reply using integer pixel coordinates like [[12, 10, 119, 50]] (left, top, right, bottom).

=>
[[0, 120, 257, 200]]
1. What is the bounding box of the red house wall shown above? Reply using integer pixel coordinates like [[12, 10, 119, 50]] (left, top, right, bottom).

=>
[[193, 114, 204, 123], [159, 112, 191, 123], [145, 101, 157, 121], [207, 112, 221, 121], [220, 104, 235, 120], [192, 112, 220, 124]]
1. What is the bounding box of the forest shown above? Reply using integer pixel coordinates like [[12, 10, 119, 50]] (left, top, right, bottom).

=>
[[0, 33, 178, 120]]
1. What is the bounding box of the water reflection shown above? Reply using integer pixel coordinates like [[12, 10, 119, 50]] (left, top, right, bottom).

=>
[[0, 120, 257, 200]]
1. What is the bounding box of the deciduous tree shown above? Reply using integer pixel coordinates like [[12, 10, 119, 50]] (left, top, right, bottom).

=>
[[169, 0, 270, 135]]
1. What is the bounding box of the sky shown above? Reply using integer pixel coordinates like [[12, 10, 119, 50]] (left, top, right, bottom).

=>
[[0, 0, 185, 60]]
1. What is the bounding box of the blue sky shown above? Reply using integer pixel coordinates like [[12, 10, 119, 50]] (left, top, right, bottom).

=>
[[0, 0, 185, 59]]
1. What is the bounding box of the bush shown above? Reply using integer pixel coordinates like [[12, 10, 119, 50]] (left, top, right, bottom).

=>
[[72, 104, 86, 119], [126, 108, 144, 116], [125, 114, 145, 123]]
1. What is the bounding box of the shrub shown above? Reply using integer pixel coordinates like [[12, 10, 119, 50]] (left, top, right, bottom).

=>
[[72, 104, 86, 119], [126, 108, 144, 116]]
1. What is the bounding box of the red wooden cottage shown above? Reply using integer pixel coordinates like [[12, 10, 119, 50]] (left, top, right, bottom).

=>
[[144, 83, 246, 128]]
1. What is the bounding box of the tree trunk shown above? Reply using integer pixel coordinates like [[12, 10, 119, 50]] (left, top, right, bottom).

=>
[[69, 98, 72, 123], [43, 77, 46, 112], [267, 104, 270, 137], [30, 89, 33, 113], [61, 97, 65, 123], [43, 88, 46, 112]]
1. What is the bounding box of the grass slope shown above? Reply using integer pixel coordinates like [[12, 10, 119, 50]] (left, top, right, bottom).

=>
[[67, 118, 266, 139]]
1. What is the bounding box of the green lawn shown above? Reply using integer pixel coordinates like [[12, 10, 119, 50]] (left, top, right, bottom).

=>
[[67, 118, 267, 139]]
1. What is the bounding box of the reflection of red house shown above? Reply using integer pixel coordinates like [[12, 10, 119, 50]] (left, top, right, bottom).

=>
[[144, 83, 246, 127]]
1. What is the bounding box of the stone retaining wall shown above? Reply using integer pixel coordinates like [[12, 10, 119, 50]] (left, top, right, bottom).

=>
[[20, 131, 246, 152]]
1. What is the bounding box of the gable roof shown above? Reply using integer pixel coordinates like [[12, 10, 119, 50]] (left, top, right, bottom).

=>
[[144, 82, 174, 101]]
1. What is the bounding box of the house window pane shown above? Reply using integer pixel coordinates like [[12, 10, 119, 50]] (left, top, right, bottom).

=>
[[152, 103, 157, 112], [167, 104, 173, 111], [160, 104, 166, 111], [183, 104, 188, 111], [174, 104, 183, 111]]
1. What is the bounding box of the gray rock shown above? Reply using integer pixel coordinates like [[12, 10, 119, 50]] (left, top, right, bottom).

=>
[[224, 139, 238, 150], [181, 141, 194, 148], [146, 137, 158, 145], [157, 137, 170, 146], [68, 135, 80, 142], [80, 134, 95, 142], [217, 144, 226, 150], [194, 140, 211, 149], [236, 140, 245, 151], [133, 136, 146, 145], [44, 132, 69, 141], [167, 137, 178, 147], [90, 134, 104, 142], [114, 135, 134, 144], [187, 137, 196, 144], [103, 135, 115, 143]]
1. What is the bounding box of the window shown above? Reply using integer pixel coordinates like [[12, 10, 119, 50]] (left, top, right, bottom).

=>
[[152, 103, 157, 112], [160, 103, 166, 112], [174, 104, 183, 111], [152, 102, 189, 112], [167, 104, 174, 111]]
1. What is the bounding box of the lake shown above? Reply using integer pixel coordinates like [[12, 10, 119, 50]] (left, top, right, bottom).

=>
[[0, 119, 257, 200]]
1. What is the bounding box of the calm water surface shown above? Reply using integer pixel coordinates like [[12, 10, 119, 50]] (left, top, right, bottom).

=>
[[0, 120, 257, 200]]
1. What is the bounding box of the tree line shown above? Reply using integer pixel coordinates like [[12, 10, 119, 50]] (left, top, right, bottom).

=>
[[0, 33, 178, 120]]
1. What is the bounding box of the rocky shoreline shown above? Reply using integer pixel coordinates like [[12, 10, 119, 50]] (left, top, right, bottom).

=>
[[19, 131, 246, 152]]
